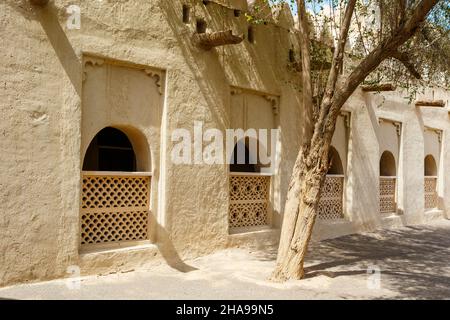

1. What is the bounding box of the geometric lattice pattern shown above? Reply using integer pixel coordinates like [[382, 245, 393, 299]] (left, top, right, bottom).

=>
[[424, 177, 438, 210], [318, 175, 344, 220], [81, 211, 148, 244], [229, 174, 270, 228], [81, 173, 151, 245], [380, 177, 396, 214]]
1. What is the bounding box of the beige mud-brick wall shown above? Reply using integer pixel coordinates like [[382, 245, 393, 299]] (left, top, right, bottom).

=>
[[1, 0, 449, 288], [0, 0, 303, 286], [0, 1, 83, 286]]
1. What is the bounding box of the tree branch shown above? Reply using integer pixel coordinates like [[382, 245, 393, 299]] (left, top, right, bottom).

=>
[[323, 0, 357, 98], [331, 0, 439, 113], [296, 0, 314, 141], [391, 51, 422, 79], [397, 0, 407, 26]]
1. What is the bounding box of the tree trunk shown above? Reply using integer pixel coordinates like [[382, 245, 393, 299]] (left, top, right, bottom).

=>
[[271, 0, 438, 283], [271, 137, 331, 281]]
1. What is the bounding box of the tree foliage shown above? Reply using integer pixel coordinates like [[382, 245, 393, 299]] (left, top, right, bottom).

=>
[[251, 0, 450, 101]]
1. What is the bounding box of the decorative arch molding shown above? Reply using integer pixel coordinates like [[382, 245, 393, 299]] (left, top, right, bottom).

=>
[[82, 55, 164, 95], [379, 118, 402, 137], [230, 86, 280, 117], [424, 127, 443, 143]]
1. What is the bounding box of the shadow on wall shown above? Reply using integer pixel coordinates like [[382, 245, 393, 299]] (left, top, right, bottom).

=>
[[159, 0, 288, 129], [7, 1, 83, 96], [150, 215, 197, 273], [159, 0, 301, 231]]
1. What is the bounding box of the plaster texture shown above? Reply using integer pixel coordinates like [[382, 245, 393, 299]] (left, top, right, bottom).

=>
[[1, 0, 449, 287]]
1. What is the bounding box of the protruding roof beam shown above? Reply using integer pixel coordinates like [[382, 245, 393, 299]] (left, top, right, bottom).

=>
[[193, 30, 244, 50], [30, 0, 49, 6], [415, 100, 445, 108], [361, 83, 396, 92]]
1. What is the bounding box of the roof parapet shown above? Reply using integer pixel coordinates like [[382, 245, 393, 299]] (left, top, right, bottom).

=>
[[272, 2, 294, 29], [208, 0, 248, 11], [247, 0, 273, 22]]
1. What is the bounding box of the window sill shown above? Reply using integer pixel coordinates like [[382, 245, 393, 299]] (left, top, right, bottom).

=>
[[80, 240, 155, 255], [229, 225, 276, 235]]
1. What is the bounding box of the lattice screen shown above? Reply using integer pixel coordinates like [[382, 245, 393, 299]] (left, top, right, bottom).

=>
[[229, 175, 270, 228], [425, 177, 438, 210], [380, 177, 396, 213], [81, 173, 151, 245], [318, 176, 344, 220]]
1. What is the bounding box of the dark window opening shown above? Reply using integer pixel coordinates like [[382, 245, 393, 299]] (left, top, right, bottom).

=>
[[289, 49, 295, 63], [424, 155, 438, 176], [234, 9, 241, 17], [230, 139, 262, 173], [182, 5, 190, 23], [83, 127, 137, 172], [248, 26, 255, 43], [380, 151, 396, 176], [327, 146, 344, 175], [196, 19, 207, 34]]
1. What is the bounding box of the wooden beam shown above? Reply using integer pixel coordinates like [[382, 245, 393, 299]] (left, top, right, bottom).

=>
[[415, 100, 445, 108], [361, 83, 396, 92], [30, 0, 49, 6], [192, 30, 243, 50]]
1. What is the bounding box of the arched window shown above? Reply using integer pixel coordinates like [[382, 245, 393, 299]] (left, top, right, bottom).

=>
[[424, 154, 438, 210], [230, 138, 263, 173], [379, 151, 396, 176], [83, 127, 137, 172], [327, 146, 344, 175], [228, 137, 271, 229], [424, 155, 437, 176], [379, 151, 397, 214], [318, 146, 345, 220], [80, 127, 151, 246]]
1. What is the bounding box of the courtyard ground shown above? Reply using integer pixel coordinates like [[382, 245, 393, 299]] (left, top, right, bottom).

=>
[[1, 219, 449, 300]]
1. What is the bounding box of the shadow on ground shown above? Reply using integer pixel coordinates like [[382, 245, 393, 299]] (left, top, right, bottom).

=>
[[248, 222, 450, 299], [292, 223, 450, 299]]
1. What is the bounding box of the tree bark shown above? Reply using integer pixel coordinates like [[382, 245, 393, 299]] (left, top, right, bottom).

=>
[[391, 51, 421, 79]]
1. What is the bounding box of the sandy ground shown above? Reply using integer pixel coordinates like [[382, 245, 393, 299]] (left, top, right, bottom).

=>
[[1, 220, 449, 300]]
